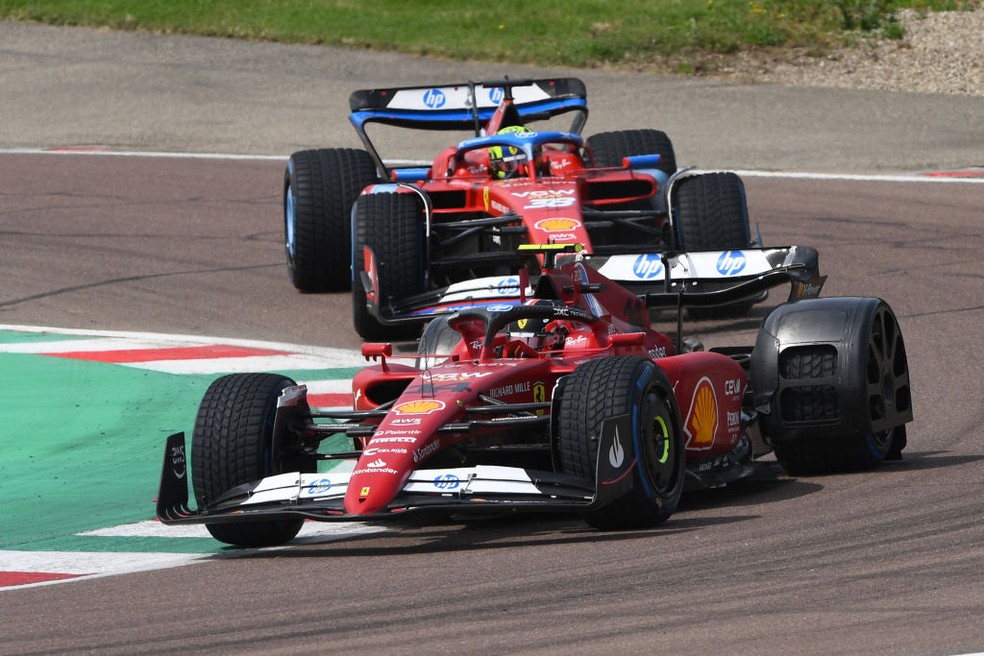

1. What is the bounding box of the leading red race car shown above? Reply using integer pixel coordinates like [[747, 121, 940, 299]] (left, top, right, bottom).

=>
[[282, 77, 758, 341], [157, 244, 913, 548]]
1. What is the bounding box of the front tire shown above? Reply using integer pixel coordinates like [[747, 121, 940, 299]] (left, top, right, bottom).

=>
[[352, 191, 426, 341], [284, 148, 376, 292], [191, 373, 314, 547], [556, 356, 686, 530]]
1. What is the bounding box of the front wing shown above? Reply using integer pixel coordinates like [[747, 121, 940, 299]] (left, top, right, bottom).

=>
[[156, 415, 635, 526]]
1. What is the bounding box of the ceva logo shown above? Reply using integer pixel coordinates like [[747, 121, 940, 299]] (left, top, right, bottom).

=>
[[423, 88, 446, 109], [717, 250, 746, 276], [632, 253, 664, 279]]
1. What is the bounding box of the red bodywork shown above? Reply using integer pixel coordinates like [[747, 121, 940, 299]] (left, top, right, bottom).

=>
[[361, 95, 661, 263], [344, 254, 744, 516]]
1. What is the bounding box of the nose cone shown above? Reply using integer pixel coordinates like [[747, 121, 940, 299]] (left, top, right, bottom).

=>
[[343, 398, 454, 515], [343, 453, 408, 515]]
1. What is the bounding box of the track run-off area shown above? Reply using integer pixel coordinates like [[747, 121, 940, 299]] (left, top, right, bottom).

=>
[[0, 323, 387, 588]]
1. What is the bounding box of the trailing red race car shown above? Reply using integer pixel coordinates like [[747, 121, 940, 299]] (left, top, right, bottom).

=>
[[282, 77, 757, 340], [157, 244, 913, 548]]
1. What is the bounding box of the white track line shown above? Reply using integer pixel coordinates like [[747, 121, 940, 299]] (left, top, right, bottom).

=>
[[3, 147, 983, 184]]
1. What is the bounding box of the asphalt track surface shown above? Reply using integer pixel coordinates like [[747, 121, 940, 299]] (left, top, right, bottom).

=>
[[2, 21, 984, 656]]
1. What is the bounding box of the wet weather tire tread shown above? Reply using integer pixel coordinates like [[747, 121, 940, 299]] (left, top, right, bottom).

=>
[[674, 172, 749, 250], [285, 148, 376, 292], [191, 373, 304, 547], [352, 191, 426, 341], [557, 356, 685, 530], [587, 129, 677, 174]]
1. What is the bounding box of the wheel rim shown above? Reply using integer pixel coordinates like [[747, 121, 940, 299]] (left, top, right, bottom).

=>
[[284, 183, 297, 270], [642, 392, 678, 495], [865, 304, 909, 454]]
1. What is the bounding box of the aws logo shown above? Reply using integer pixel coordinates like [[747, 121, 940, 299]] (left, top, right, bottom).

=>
[[393, 399, 446, 415], [684, 377, 718, 450]]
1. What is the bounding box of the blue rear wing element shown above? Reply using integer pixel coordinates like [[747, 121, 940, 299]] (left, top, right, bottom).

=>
[[349, 77, 587, 129], [348, 78, 589, 178]]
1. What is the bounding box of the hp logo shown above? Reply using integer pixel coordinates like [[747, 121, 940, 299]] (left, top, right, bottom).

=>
[[423, 88, 446, 109], [632, 253, 664, 279], [434, 474, 460, 490], [716, 250, 746, 276], [497, 277, 519, 295], [488, 87, 505, 104]]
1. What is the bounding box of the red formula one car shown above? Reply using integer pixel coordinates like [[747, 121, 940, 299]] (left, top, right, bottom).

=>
[[282, 77, 756, 341], [157, 245, 913, 548]]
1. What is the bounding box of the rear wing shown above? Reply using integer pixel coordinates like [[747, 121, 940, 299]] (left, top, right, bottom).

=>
[[349, 77, 588, 177], [360, 245, 827, 326]]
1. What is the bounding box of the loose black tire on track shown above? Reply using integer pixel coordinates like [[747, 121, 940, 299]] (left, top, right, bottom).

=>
[[284, 148, 377, 292], [751, 297, 912, 475], [352, 191, 426, 341], [587, 129, 677, 175], [191, 373, 314, 547], [556, 356, 686, 530]]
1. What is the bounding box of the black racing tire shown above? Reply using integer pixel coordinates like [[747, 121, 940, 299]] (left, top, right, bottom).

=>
[[284, 148, 377, 292], [672, 171, 750, 251], [415, 316, 462, 369], [751, 297, 912, 475], [191, 373, 314, 547], [673, 172, 757, 317], [556, 356, 686, 530], [352, 190, 426, 341], [587, 129, 677, 175]]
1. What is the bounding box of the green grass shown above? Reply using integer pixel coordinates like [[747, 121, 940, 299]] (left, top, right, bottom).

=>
[[0, 0, 977, 72]]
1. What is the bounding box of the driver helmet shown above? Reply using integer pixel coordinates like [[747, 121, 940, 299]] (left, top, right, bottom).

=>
[[505, 302, 568, 353], [489, 125, 534, 179]]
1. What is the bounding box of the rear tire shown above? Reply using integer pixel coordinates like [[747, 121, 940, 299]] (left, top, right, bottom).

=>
[[587, 129, 677, 175], [751, 298, 912, 475], [673, 172, 757, 317], [284, 148, 377, 292], [556, 356, 686, 529], [673, 172, 750, 251], [352, 191, 426, 341], [191, 373, 314, 547]]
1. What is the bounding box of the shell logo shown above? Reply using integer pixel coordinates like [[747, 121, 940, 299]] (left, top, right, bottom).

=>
[[684, 377, 718, 450], [393, 399, 446, 415], [534, 218, 581, 232]]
